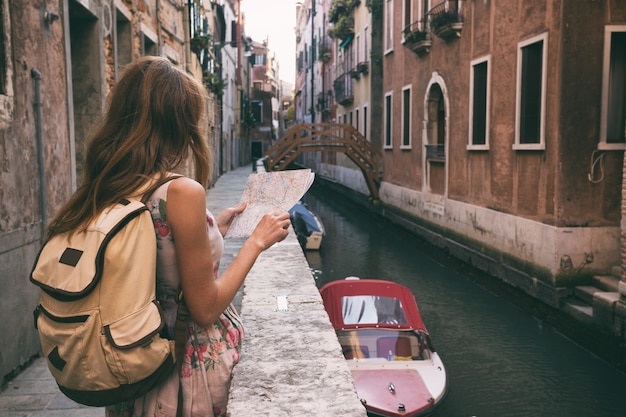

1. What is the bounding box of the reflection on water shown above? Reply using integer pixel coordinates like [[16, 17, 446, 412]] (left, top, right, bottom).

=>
[[302, 185, 626, 417]]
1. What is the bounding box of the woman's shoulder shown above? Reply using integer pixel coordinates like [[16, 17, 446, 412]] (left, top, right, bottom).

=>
[[164, 176, 212, 245], [166, 177, 207, 224], [167, 176, 206, 199]]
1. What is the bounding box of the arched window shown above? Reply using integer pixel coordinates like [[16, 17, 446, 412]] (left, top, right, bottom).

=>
[[423, 76, 448, 198]]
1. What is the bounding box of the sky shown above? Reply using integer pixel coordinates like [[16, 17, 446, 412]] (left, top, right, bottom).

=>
[[241, 0, 298, 84]]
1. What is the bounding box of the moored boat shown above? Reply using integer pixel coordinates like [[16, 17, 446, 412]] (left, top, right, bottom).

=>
[[320, 278, 448, 416], [289, 201, 325, 250]]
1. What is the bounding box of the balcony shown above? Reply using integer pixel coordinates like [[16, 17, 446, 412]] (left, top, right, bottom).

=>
[[428, 1, 464, 40], [357, 61, 369, 74], [402, 20, 432, 56], [328, 14, 355, 42], [316, 91, 333, 114], [333, 72, 354, 106], [329, 0, 361, 23], [318, 42, 333, 63], [425, 144, 445, 161]]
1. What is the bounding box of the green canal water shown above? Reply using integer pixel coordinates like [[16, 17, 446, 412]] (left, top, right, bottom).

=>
[[302, 184, 626, 417]]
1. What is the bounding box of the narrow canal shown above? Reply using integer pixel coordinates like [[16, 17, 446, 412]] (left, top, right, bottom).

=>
[[301, 183, 626, 417]]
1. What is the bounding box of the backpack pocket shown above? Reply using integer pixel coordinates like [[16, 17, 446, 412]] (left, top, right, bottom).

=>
[[35, 301, 174, 406], [101, 300, 172, 384], [34, 305, 121, 391]]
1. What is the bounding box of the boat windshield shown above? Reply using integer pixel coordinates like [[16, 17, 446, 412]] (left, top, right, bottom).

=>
[[336, 329, 432, 361], [341, 295, 407, 325]]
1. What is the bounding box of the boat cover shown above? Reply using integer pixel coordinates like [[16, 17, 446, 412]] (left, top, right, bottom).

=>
[[320, 279, 426, 332], [289, 202, 323, 235]]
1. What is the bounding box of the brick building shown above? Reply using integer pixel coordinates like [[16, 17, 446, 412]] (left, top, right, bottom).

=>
[[248, 38, 281, 164], [377, 0, 626, 331], [0, 0, 250, 383], [295, 0, 626, 352]]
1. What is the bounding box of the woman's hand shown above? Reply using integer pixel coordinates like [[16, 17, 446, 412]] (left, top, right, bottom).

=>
[[247, 210, 291, 252], [216, 202, 247, 236]]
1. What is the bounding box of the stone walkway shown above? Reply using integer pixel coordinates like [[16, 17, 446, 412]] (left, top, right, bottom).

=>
[[0, 166, 254, 417], [0, 357, 103, 416], [0, 165, 365, 417]]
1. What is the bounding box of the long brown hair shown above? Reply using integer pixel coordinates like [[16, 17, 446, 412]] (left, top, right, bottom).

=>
[[47, 56, 212, 237]]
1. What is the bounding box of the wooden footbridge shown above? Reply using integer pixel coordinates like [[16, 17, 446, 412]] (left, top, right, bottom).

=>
[[263, 123, 383, 200]]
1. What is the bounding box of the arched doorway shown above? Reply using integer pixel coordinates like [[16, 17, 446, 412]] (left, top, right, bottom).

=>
[[423, 73, 449, 205]]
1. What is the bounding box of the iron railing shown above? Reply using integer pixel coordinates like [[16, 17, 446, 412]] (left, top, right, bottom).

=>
[[425, 144, 445, 161], [427, 0, 464, 32], [333, 72, 354, 105], [316, 91, 333, 112], [402, 19, 431, 42]]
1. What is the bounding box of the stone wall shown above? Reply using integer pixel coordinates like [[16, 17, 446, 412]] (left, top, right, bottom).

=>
[[0, 0, 73, 383], [205, 166, 366, 417]]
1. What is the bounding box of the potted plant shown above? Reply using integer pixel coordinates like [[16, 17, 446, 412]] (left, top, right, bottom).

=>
[[357, 61, 369, 74], [203, 71, 225, 96], [403, 27, 431, 55], [190, 33, 212, 58], [329, 0, 346, 23], [429, 10, 463, 39], [318, 43, 332, 63], [329, 14, 354, 41], [365, 0, 382, 14]]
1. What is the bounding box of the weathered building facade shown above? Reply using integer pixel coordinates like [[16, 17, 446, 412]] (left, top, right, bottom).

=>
[[0, 0, 250, 384], [0, 0, 73, 383], [294, 0, 325, 125], [293, 0, 385, 193], [317, 0, 335, 125], [378, 0, 625, 307], [248, 38, 281, 164], [327, 0, 384, 194], [294, 0, 626, 351]]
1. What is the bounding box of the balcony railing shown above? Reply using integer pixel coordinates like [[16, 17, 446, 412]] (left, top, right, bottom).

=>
[[402, 20, 432, 55], [425, 144, 445, 161], [333, 72, 354, 106], [318, 42, 333, 63], [348, 61, 369, 80], [316, 91, 333, 113], [427, 0, 464, 39]]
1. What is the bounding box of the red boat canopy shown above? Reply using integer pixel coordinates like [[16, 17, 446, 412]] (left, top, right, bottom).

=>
[[320, 279, 427, 332]]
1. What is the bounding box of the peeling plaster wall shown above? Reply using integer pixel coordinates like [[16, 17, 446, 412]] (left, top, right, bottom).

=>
[[1, 0, 229, 382], [379, 181, 621, 284], [315, 161, 620, 290], [314, 0, 625, 294], [0, 0, 73, 382]]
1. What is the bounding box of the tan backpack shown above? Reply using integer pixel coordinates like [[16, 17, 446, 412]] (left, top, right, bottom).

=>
[[30, 181, 183, 407]]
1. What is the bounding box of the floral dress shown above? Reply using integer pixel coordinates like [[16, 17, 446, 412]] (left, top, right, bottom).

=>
[[106, 181, 244, 417]]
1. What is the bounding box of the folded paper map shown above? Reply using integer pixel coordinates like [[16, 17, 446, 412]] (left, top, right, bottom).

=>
[[224, 169, 315, 238]]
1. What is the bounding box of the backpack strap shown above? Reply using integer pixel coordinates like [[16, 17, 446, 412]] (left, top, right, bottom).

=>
[[174, 296, 189, 417], [141, 175, 183, 204], [141, 174, 186, 415]]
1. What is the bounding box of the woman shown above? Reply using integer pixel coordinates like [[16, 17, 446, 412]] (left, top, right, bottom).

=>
[[46, 56, 291, 417]]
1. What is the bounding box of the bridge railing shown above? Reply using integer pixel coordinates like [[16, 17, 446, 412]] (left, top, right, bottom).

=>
[[264, 123, 383, 200]]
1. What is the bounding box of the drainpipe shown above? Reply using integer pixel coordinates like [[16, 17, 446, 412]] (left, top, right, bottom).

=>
[[310, 0, 316, 123], [156, 0, 163, 56], [183, 0, 191, 72], [31, 68, 48, 234]]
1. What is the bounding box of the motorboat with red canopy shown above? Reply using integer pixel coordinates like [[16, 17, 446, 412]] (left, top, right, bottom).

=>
[[320, 278, 448, 417]]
